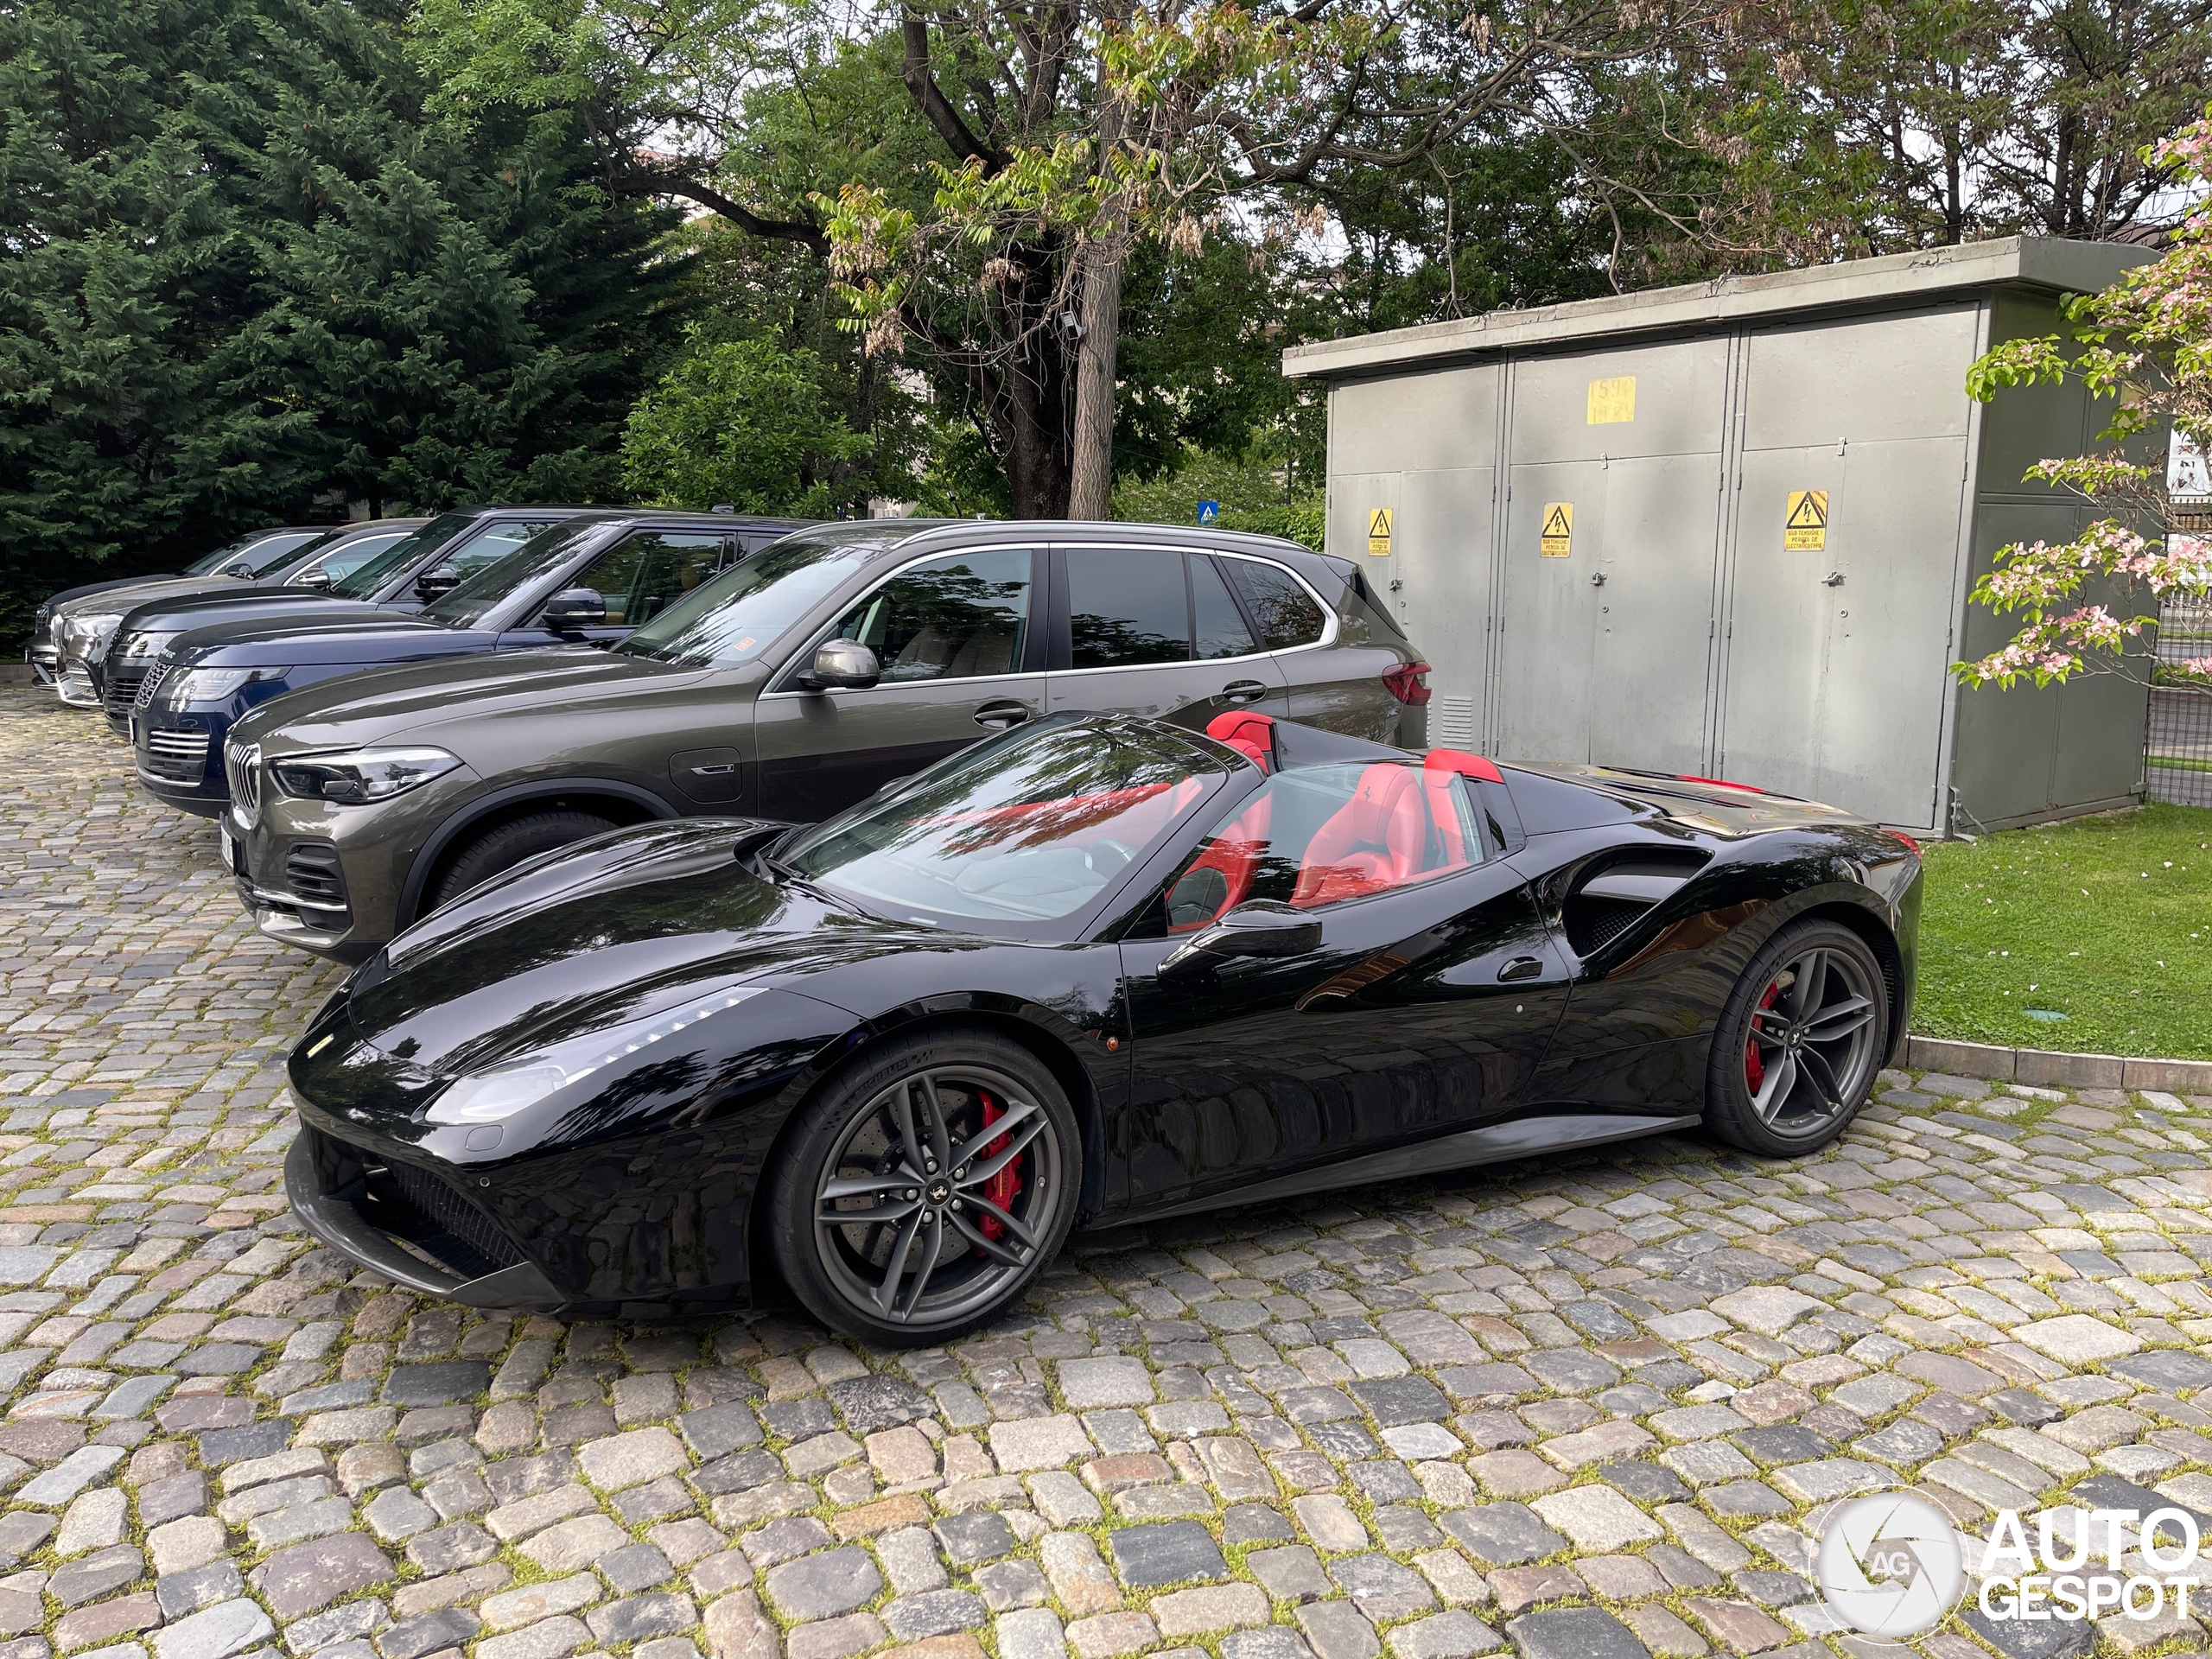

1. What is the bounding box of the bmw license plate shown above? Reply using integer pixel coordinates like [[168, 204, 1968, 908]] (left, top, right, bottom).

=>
[[219, 825, 238, 874]]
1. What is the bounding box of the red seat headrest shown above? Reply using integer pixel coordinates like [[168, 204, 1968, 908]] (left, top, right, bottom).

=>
[[1206, 710, 1277, 772], [1425, 747, 1503, 785]]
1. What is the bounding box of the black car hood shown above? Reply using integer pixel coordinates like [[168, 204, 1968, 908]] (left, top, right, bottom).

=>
[[119, 587, 361, 636], [41, 574, 179, 614], [349, 821, 972, 1077], [175, 613, 480, 669]]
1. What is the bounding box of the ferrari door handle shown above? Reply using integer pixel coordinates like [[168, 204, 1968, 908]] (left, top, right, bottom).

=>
[[1498, 956, 1546, 982], [1223, 680, 1268, 705], [973, 700, 1030, 730]]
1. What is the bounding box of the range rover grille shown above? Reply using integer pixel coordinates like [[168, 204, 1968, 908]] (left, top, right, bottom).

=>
[[103, 671, 144, 721], [141, 728, 212, 783]]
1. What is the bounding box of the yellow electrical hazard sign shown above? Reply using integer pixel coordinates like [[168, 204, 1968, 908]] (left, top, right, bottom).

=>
[[1539, 502, 1573, 557], [1367, 507, 1393, 556], [1586, 377, 1636, 424], [1785, 490, 1828, 550]]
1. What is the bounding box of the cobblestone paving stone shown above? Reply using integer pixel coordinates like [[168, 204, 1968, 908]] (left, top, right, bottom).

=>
[[10, 681, 2212, 1659]]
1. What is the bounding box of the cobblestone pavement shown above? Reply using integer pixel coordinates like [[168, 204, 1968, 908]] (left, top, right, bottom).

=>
[[10, 680, 2212, 1659]]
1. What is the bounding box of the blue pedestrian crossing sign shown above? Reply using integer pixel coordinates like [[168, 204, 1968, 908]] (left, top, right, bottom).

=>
[[1197, 500, 1219, 524]]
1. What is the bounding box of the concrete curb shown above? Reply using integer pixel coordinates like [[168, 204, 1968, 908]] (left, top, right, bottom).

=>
[[1904, 1033, 2212, 1092]]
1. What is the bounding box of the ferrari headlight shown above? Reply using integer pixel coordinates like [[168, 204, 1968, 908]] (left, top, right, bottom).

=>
[[270, 746, 462, 804], [425, 987, 769, 1124], [167, 665, 289, 706]]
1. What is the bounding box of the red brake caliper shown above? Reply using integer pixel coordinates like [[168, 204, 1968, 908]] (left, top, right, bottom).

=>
[[975, 1092, 1023, 1244], [1745, 982, 1782, 1090]]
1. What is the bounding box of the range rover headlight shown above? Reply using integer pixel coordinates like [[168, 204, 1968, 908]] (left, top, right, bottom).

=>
[[270, 746, 463, 804], [425, 987, 769, 1125], [167, 665, 289, 706]]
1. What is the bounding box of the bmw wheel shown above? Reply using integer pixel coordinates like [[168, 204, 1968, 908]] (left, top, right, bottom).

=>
[[1704, 920, 1889, 1156], [768, 1028, 1079, 1345]]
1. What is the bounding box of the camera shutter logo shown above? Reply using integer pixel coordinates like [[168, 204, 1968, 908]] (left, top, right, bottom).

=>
[[1815, 1490, 1964, 1639]]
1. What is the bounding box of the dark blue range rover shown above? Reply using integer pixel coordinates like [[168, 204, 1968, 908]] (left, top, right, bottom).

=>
[[131, 509, 807, 816]]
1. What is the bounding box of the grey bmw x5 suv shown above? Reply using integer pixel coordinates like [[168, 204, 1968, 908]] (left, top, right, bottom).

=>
[[219, 518, 1431, 960]]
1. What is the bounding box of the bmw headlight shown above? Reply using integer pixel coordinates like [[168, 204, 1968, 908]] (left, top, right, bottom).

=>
[[425, 986, 770, 1125], [167, 665, 289, 706], [270, 746, 463, 804]]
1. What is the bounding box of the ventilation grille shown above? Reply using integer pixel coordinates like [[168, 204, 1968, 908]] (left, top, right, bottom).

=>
[[141, 728, 212, 783], [283, 842, 348, 912], [1561, 854, 1709, 957], [1434, 696, 1478, 750], [377, 1158, 524, 1277], [103, 672, 144, 721], [136, 664, 168, 709], [226, 741, 261, 823], [58, 666, 95, 704]]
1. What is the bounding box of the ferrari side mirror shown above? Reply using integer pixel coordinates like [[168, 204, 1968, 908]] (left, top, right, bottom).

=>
[[1160, 900, 1324, 979], [803, 639, 880, 692]]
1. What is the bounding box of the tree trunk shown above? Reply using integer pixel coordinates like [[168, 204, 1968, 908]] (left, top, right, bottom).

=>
[[1065, 10, 1128, 522], [1066, 235, 1125, 519]]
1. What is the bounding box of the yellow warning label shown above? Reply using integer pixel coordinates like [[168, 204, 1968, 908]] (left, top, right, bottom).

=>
[[1539, 501, 1573, 558], [1785, 489, 1828, 550], [1367, 507, 1393, 557], [1586, 377, 1636, 424]]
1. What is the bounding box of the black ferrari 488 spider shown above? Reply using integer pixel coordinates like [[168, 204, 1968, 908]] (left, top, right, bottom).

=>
[[286, 709, 1920, 1342]]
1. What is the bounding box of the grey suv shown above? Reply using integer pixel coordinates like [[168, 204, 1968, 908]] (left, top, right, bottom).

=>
[[220, 519, 1430, 960]]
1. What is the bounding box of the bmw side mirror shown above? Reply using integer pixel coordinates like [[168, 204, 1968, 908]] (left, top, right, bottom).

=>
[[414, 565, 461, 602], [803, 639, 880, 692], [1160, 900, 1325, 979], [543, 588, 608, 631], [295, 566, 332, 590]]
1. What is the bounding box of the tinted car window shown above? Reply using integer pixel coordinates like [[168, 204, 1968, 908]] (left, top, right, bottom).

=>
[[236, 531, 329, 575], [331, 511, 474, 600], [829, 549, 1032, 683], [1192, 555, 1256, 660], [444, 519, 556, 582], [616, 536, 882, 668], [315, 531, 411, 582], [785, 719, 1224, 925], [1067, 546, 1189, 668], [1224, 557, 1325, 650], [573, 530, 728, 626], [1160, 760, 1483, 933], [185, 537, 254, 576], [424, 521, 604, 626]]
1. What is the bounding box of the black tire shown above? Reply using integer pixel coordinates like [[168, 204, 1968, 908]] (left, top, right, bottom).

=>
[[428, 810, 616, 910], [1704, 919, 1890, 1157], [768, 1027, 1080, 1346]]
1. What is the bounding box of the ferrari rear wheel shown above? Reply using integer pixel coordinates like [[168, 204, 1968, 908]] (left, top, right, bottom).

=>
[[1704, 920, 1889, 1156], [767, 1028, 1079, 1346]]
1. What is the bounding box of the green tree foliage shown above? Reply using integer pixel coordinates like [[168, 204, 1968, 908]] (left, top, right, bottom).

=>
[[0, 0, 677, 642], [620, 332, 874, 514]]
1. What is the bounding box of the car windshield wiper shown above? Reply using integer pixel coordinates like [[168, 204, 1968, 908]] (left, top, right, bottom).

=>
[[761, 851, 853, 910]]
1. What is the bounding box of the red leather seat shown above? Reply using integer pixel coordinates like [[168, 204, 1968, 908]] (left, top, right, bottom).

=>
[[1292, 764, 1431, 907], [1166, 793, 1273, 932], [1205, 710, 1276, 772]]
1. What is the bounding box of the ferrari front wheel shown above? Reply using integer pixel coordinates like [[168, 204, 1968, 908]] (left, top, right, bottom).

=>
[[1704, 920, 1889, 1156], [767, 1028, 1079, 1346]]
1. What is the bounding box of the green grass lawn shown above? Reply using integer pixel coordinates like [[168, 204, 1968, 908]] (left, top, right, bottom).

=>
[[1916, 802, 2212, 1058]]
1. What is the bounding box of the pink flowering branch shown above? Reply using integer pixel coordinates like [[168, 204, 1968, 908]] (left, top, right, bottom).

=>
[[1961, 104, 2212, 688]]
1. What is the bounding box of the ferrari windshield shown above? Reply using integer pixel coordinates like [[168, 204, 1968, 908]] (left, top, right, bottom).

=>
[[783, 719, 1227, 927]]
